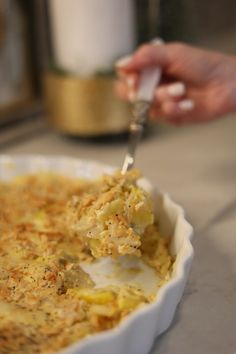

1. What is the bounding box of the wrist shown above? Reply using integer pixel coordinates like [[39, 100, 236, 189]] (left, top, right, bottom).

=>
[[225, 80, 236, 114], [216, 56, 236, 115]]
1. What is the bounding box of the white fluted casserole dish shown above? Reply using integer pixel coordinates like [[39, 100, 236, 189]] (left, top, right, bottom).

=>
[[0, 155, 193, 354]]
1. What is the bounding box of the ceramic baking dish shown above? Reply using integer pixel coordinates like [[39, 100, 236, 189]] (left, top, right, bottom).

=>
[[0, 155, 194, 354]]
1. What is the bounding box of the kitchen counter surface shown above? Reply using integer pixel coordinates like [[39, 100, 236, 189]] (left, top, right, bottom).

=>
[[1, 113, 236, 354]]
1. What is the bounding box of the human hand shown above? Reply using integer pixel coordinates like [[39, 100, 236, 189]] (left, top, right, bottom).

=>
[[115, 41, 236, 125]]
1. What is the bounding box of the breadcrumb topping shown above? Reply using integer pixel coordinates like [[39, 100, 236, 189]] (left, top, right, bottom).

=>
[[66, 170, 154, 258], [0, 172, 173, 354]]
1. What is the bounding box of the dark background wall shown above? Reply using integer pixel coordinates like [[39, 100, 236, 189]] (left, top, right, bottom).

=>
[[136, 0, 236, 53]]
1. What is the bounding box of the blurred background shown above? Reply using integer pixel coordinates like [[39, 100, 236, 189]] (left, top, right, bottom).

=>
[[1, 4, 236, 353], [1, 0, 236, 145]]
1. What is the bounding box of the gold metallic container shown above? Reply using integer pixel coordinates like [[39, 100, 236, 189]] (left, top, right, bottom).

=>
[[44, 72, 131, 136]]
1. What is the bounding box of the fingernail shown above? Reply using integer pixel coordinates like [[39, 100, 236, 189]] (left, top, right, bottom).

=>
[[150, 38, 164, 46], [127, 76, 135, 88], [179, 99, 195, 111], [116, 55, 132, 68], [168, 82, 186, 97]]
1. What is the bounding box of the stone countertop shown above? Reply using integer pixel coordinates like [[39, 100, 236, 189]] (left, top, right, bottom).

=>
[[1, 114, 236, 354]]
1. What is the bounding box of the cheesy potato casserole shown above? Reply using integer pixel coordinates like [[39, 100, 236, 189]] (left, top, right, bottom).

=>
[[0, 171, 173, 354]]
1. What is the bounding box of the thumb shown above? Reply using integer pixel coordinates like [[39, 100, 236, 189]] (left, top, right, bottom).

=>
[[116, 42, 169, 73]]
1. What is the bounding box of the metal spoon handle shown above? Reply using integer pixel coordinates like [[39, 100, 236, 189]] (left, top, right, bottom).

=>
[[121, 67, 161, 174], [137, 66, 162, 102]]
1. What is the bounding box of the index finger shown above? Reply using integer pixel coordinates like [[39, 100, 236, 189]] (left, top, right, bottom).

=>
[[116, 43, 170, 74]]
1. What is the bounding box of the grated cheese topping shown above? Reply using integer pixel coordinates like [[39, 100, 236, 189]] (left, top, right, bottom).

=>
[[0, 172, 173, 353]]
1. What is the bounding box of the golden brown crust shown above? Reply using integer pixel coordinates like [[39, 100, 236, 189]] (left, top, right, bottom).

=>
[[0, 173, 173, 353], [65, 170, 154, 258]]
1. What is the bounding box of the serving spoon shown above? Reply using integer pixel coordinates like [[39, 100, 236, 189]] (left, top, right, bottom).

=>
[[121, 66, 162, 174]]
